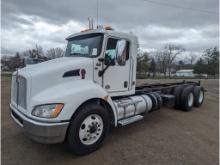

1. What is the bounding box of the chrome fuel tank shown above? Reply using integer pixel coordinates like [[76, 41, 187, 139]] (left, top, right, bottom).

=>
[[113, 95, 153, 120]]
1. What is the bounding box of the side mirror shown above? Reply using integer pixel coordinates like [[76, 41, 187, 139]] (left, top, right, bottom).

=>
[[116, 40, 127, 65]]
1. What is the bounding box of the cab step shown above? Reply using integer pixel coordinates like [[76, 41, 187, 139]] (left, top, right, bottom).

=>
[[118, 115, 144, 126]]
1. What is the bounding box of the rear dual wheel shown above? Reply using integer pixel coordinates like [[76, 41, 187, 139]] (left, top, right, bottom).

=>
[[193, 86, 205, 107], [180, 85, 194, 111], [173, 85, 204, 111], [173, 85, 185, 109]]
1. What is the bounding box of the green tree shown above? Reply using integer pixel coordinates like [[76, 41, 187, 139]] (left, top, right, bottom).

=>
[[137, 52, 149, 75], [193, 58, 207, 74], [149, 58, 156, 77], [203, 47, 219, 77]]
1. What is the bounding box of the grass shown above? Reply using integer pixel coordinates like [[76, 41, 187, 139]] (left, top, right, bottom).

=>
[[1, 72, 12, 82], [136, 74, 218, 79]]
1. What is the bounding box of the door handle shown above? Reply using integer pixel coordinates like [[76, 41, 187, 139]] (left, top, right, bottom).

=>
[[124, 81, 128, 88], [96, 63, 101, 66], [98, 58, 105, 62]]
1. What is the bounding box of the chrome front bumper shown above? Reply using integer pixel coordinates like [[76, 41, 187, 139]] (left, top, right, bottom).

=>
[[10, 105, 69, 144]]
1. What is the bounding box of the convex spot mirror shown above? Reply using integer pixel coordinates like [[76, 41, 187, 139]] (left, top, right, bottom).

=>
[[116, 40, 127, 65]]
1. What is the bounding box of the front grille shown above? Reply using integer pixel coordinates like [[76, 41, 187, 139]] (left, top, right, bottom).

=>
[[11, 74, 27, 109], [11, 75, 17, 104]]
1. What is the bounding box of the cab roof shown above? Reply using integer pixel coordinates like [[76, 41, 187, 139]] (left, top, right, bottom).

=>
[[66, 29, 138, 44]]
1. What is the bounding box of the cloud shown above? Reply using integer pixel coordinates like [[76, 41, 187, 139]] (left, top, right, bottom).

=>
[[2, 15, 84, 55], [125, 24, 219, 51], [1, 0, 219, 56]]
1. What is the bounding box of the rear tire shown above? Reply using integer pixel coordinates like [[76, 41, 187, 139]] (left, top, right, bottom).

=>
[[173, 85, 184, 109], [180, 85, 195, 111], [193, 86, 205, 107], [66, 103, 109, 156]]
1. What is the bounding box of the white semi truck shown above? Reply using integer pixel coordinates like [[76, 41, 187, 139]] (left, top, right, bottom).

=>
[[10, 27, 205, 155]]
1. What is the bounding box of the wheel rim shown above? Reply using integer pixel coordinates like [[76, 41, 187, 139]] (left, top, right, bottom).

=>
[[198, 91, 204, 103], [79, 114, 104, 145], [188, 93, 194, 107]]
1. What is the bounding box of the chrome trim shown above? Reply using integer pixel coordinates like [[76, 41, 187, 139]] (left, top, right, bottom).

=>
[[10, 105, 69, 144], [11, 74, 27, 109], [10, 104, 65, 123], [11, 112, 23, 127]]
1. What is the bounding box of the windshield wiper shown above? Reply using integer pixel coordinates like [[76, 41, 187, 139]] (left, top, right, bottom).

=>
[[69, 53, 90, 57], [69, 53, 82, 56]]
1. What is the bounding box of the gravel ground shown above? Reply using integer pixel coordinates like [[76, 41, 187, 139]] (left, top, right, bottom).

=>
[[1, 76, 219, 165]]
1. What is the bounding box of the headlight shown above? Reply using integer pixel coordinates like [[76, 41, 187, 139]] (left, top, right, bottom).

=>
[[32, 104, 64, 118]]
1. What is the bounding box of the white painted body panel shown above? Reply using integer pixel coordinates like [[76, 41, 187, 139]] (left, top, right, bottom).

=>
[[29, 80, 117, 122], [10, 29, 138, 127], [104, 39, 138, 97]]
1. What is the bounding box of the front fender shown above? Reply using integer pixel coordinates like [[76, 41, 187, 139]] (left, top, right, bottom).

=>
[[30, 80, 117, 124]]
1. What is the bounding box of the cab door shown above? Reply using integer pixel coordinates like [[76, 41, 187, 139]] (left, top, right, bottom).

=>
[[103, 37, 131, 93]]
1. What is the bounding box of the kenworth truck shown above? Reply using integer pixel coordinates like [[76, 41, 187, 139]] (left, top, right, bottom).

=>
[[10, 27, 205, 155]]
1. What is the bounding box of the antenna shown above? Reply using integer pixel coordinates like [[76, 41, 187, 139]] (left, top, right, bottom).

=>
[[88, 17, 94, 30], [96, 0, 99, 28]]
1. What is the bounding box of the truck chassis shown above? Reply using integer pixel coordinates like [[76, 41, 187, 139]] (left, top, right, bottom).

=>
[[111, 81, 204, 126]]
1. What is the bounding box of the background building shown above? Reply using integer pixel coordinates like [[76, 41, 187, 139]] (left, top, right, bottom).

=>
[[176, 69, 194, 77]]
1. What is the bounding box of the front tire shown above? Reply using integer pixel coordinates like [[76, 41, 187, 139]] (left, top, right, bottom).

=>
[[66, 103, 109, 156]]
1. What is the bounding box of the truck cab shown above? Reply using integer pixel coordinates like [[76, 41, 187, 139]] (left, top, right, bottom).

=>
[[65, 29, 138, 96], [10, 28, 204, 156]]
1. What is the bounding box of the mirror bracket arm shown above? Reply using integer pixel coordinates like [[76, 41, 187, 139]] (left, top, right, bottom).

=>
[[98, 65, 110, 77]]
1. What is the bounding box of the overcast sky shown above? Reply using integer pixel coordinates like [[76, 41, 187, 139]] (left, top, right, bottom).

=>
[[1, 0, 219, 59]]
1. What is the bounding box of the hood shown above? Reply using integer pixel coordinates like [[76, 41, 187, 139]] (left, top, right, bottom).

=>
[[22, 57, 92, 76], [20, 57, 94, 97]]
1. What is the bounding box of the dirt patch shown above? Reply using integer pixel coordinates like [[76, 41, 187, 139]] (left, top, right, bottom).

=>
[[1, 77, 219, 165]]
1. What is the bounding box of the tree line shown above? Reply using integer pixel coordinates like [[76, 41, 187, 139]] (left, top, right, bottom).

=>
[[193, 47, 219, 77], [137, 44, 219, 78], [1, 45, 65, 71], [1, 44, 219, 78]]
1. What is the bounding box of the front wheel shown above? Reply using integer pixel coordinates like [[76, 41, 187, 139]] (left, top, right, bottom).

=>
[[66, 103, 110, 156]]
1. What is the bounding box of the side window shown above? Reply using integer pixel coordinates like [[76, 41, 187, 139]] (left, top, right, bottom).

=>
[[105, 38, 129, 66], [105, 38, 117, 61]]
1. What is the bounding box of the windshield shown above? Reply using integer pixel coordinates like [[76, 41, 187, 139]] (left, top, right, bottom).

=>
[[65, 33, 103, 57]]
